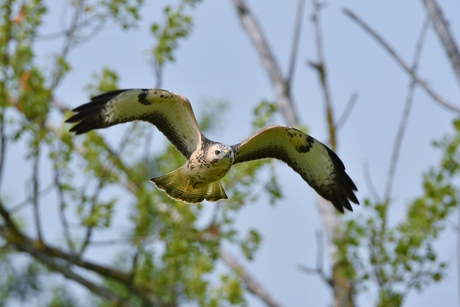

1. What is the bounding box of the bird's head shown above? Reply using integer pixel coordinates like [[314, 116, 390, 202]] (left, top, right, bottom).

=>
[[207, 143, 235, 166]]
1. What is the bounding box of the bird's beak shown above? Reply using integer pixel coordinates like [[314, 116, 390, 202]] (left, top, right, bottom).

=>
[[224, 149, 231, 158]]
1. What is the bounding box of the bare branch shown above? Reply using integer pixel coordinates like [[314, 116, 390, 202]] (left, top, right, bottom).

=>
[[31, 145, 44, 243], [220, 248, 285, 307], [343, 8, 460, 113], [49, 0, 86, 92], [384, 18, 430, 202], [0, 217, 160, 305], [54, 165, 76, 254], [335, 92, 358, 130], [0, 113, 6, 189], [16, 244, 134, 306], [421, 0, 460, 87], [11, 183, 54, 213], [230, 0, 299, 126], [0, 201, 23, 239], [310, 0, 336, 150], [298, 230, 334, 287], [88, 238, 133, 247], [287, 0, 306, 86], [457, 208, 460, 305], [363, 161, 382, 203]]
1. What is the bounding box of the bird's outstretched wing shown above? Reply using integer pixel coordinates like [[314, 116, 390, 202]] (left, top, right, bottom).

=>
[[231, 125, 359, 213], [66, 89, 202, 158]]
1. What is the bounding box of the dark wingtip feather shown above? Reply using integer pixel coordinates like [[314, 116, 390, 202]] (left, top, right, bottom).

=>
[[325, 147, 359, 213], [66, 89, 135, 134]]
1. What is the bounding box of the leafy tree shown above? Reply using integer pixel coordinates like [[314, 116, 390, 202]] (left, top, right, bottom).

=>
[[0, 1, 280, 306]]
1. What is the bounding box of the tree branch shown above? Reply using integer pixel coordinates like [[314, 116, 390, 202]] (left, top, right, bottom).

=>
[[15, 244, 134, 306], [334, 92, 358, 130], [384, 18, 430, 202], [220, 248, 285, 307], [0, 219, 160, 306], [310, 0, 336, 150], [0, 112, 6, 190], [49, 0, 86, 92], [363, 160, 382, 203], [230, 0, 299, 126], [298, 230, 333, 287], [10, 183, 54, 213], [343, 8, 460, 113], [53, 165, 77, 254], [287, 0, 306, 87], [31, 144, 43, 243], [421, 0, 460, 87]]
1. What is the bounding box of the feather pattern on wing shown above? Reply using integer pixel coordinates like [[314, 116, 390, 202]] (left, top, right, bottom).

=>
[[65, 89, 202, 158], [231, 125, 359, 213]]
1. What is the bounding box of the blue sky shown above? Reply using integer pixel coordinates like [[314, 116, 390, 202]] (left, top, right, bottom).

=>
[[5, 0, 460, 306]]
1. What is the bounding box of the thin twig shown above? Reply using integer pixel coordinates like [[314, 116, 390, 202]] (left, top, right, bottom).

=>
[[287, 0, 306, 87], [54, 164, 76, 254], [422, 0, 460, 87], [31, 144, 43, 243], [310, 0, 336, 150], [10, 183, 54, 213], [335, 92, 358, 130], [298, 229, 333, 287], [0, 112, 6, 189], [384, 18, 430, 202], [88, 238, 133, 247], [0, 2, 12, 190], [220, 248, 285, 307], [142, 126, 154, 172], [343, 8, 460, 113], [457, 208, 460, 305], [363, 161, 381, 203], [49, 0, 86, 92], [230, 0, 299, 126]]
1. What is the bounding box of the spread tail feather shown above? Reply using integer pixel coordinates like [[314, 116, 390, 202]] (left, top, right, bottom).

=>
[[150, 168, 228, 203]]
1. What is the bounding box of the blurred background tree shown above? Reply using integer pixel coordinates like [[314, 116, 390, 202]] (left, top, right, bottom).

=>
[[0, 0, 459, 306]]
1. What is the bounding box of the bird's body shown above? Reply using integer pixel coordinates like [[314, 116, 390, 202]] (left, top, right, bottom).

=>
[[66, 88, 359, 212]]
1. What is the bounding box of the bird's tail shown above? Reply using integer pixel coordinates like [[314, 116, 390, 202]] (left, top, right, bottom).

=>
[[150, 168, 228, 203]]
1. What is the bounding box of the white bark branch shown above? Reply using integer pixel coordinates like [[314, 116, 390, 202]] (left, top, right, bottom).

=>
[[343, 8, 460, 113], [421, 0, 460, 87], [220, 248, 285, 307], [230, 0, 299, 126]]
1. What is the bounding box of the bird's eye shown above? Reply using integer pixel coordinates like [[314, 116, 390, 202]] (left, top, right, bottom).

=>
[[215, 150, 221, 155]]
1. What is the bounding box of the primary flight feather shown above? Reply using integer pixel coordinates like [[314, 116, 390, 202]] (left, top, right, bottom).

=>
[[66, 88, 359, 213]]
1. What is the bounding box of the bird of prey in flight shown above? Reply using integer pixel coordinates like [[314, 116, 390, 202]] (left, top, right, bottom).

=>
[[66, 89, 359, 213]]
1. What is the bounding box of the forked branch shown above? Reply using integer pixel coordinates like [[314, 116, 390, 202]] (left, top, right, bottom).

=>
[[220, 248, 285, 307], [422, 0, 460, 87], [230, 0, 299, 126], [343, 8, 460, 113]]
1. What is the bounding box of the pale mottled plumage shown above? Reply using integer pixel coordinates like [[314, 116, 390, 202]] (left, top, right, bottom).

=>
[[66, 88, 359, 212]]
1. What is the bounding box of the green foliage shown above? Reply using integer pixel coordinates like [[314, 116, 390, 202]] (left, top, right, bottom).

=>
[[4, 1, 457, 306], [240, 228, 262, 260], [85, 67, 119, 96], [150, 0, 202, 74], [90, 0, 144, 29], [0, 254, 43, 305], [252, 99, 278, 129], [44, 286, 81, 307], [0, 1, 273, 305], [336, 117, 460, 306]]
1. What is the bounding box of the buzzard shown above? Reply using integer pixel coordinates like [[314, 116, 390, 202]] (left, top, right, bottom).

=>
[[66, 89, 359, 213]]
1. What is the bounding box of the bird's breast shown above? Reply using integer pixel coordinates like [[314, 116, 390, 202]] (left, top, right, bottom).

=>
[[186, 155, 231, 185]]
